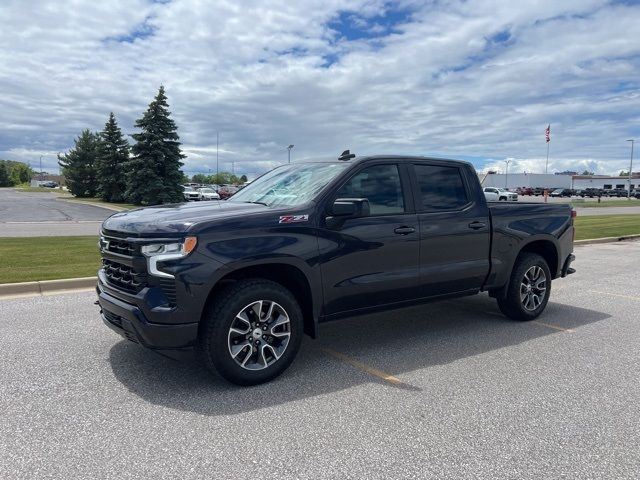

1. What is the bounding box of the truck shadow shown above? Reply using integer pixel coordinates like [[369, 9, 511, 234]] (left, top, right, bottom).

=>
[[109, 293, 610, 416]]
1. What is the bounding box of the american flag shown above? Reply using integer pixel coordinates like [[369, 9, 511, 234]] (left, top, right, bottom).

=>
[[545, 124, 551, 143]]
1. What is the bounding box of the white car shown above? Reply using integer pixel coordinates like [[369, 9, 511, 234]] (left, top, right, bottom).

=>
[[197, 187, 220, 201], [483, 187, 518, 202], [183, 186, 200, 201]]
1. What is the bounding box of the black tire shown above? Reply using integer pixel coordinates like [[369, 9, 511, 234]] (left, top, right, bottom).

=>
[[497, 253, 551, 321], [197, 279, 303, 386]]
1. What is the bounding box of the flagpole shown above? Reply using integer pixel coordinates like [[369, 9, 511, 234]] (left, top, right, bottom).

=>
[[545, 141, 549, 174]]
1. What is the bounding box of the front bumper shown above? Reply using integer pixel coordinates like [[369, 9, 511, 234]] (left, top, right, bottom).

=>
[[97, 279, 199, 349]]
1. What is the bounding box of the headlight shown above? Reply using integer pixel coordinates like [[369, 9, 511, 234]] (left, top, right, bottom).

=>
[[141, 237, 197, 278]]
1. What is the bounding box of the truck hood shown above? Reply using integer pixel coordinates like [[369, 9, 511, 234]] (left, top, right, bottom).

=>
[[102, 201, 268, 236]]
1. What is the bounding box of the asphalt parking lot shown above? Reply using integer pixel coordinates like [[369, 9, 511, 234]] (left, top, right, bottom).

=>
[[0, 188, 113, 236], [1, 241, 639, 479]]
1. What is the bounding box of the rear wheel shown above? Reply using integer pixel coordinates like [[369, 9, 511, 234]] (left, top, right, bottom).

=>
[[497, 253, 551, 321], [198, 279, 303, 385]]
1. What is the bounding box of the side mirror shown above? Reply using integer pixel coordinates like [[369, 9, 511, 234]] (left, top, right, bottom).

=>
[[328, 198, 370, 218]]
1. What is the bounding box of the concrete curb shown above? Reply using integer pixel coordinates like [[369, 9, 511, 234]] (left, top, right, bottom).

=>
[[575, 234, 640, 246], [0, 277, 97, 299], [57, 197, 128, 212]]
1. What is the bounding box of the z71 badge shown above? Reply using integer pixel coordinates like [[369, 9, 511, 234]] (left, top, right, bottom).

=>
[[278, 214, 309, 224]]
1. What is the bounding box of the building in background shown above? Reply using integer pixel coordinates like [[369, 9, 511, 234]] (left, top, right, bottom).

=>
[[481, 172, 640, 191]]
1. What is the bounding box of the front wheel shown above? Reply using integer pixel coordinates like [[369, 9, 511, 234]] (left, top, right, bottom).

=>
[[497, 253, 551, 321], [198, 279, 303, 385]]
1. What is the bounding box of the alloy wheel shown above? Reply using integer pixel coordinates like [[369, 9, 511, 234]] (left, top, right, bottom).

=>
[[520, 266, 547, 311], [227, 300, 291, 371]]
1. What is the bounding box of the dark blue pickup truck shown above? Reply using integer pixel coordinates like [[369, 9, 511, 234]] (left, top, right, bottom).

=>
[[97, 153, 576, 385]]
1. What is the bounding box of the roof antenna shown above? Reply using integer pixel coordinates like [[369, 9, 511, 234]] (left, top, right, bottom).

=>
[[338, 149, 355, 161]]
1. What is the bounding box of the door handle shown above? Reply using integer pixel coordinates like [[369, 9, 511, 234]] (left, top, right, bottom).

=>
[[394, 226, 415, 235], [468, 221, 487, 230]]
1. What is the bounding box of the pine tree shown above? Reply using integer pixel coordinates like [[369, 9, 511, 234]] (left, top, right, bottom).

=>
[[58, 130, 99, 197], [126, 86, 185, 205], [96, 112, 129, 202], [0, 162, 11, 187]]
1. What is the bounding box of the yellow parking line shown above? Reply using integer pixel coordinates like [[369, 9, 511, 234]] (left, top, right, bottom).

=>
[[531, 321, 574, 333], [587, 290, 640, 301], [322, 348, 404, 386]]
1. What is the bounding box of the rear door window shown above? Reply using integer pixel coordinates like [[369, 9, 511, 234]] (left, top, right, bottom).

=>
[[413, 164, 469, 211]]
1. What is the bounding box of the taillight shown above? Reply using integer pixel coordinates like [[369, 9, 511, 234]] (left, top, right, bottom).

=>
[[571, 209, 576, 241]]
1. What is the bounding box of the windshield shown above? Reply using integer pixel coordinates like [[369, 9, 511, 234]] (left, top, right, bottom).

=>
[[229, 163, 350, 207], [183, 187, 196, 193], [199, 188, 213, 193]]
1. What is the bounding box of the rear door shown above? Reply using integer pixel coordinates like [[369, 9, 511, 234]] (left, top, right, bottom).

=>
[[318, 162, 420, 316], [410, 162, 491, 296]]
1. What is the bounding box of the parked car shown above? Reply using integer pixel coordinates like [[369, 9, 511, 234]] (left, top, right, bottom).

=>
[[483, 187, 499, 202], [198, 187, 220, 201], [218, 185, 239, 200], [550, 188, 575, 198], [533, 187, 547, 196], [607, 188, 628, 198], [516, 187, 533, 196], [97, 153, 576, 385], [182, 186, 200, 201], [484, 187, 518, 201], [579, 188, 602, 198], [631, 189, 640, 199], [39, 181, 58, 188]]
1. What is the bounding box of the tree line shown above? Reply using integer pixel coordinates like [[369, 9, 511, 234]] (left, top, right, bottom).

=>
[[58, 86, 185, 205], [191, 172, 248, 185], [0, 160, 33, 187]]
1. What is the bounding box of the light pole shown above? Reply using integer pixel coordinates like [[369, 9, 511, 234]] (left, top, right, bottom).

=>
[[504, 159, 511, 189], [627, 139, 634, 199], [287, 144, 294, 164], [39, 155, 43, 181], [216, 131, 219, 180]]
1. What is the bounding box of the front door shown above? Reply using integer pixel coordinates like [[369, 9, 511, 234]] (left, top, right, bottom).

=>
[[317, 163, 420, 317]]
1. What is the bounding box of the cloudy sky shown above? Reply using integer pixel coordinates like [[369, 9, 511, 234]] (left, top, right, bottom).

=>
[[1, 0, 639, 178]]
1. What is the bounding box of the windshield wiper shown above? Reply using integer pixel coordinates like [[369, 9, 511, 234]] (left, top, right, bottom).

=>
[[243, 201, 269, 206]]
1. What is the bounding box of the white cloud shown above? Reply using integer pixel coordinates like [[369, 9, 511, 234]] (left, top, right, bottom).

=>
[[0, 0, 639, 178]]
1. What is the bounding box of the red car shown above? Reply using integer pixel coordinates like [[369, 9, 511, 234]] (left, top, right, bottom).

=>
[[516, 187, 533, 196], [218, 185, 239, 200]]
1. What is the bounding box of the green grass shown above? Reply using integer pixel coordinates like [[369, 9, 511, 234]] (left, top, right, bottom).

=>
[[571, 198, 640, 208], [0, 216, 638, 284], [575, 214, 640, 240], [0, 236, 100, 284]]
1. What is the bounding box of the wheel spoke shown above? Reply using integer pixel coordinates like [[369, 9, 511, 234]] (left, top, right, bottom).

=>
[[235, 311, 251, 328], [270, 314, 290, 338], [230, 342, 251, 358], [240, 346, 253, 366], [230, 327, 250, 335], [250, 300, 263, 320], [264, 301, 276, 322], [263, 343, 282, 361]]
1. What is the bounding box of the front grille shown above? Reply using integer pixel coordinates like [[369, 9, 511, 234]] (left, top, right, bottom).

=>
[[106, 238, 137, 256], [102, 259, 146, 294]]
